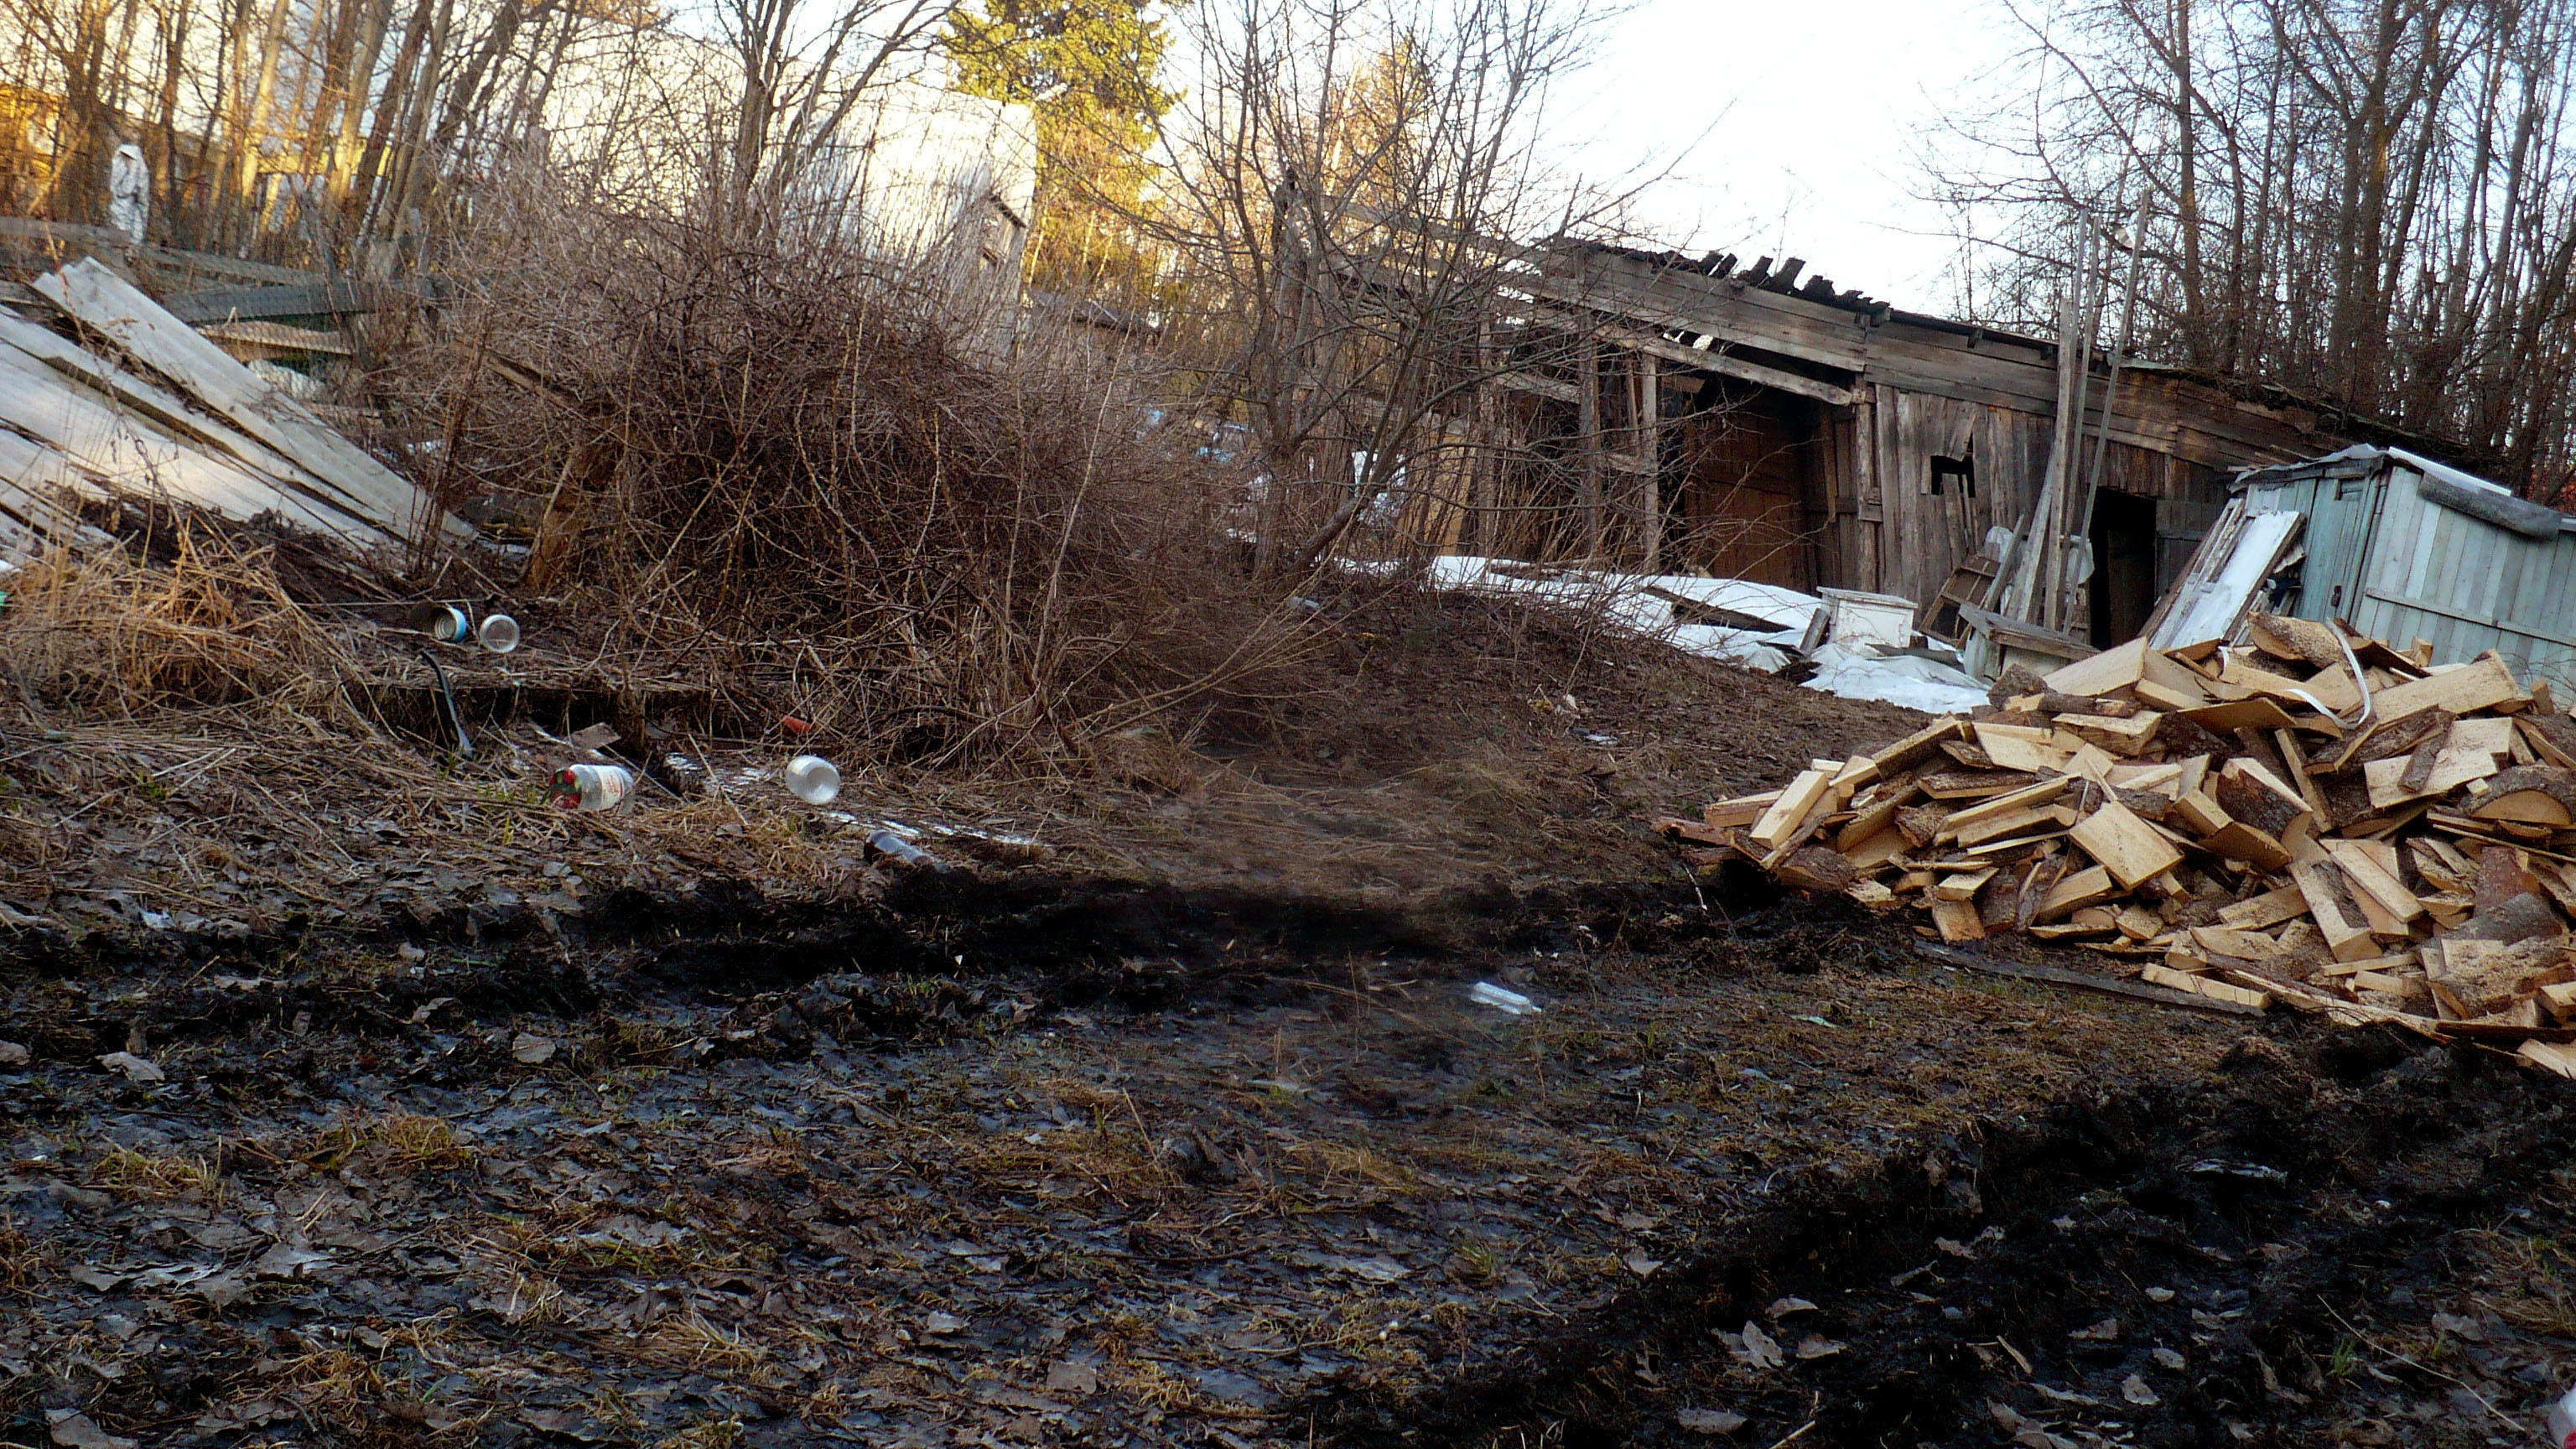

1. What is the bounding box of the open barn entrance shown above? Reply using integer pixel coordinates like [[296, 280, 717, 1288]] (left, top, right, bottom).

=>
[[2087, 488, 2159, 646]]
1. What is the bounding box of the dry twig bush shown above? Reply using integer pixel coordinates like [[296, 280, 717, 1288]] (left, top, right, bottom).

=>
[[396, 198, 1320, 776]]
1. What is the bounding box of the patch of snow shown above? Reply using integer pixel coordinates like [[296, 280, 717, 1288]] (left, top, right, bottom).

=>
[[1406, 555, 1974, 714]]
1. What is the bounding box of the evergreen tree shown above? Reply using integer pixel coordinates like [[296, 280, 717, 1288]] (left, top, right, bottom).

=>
[[943, 1, 1177, 299]]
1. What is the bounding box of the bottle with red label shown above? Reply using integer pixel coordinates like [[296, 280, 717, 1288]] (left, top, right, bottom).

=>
[[551, 763, 633, 813]]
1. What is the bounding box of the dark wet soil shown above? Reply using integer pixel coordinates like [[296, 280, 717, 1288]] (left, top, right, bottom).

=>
[[4, 872, 2569, 1448]]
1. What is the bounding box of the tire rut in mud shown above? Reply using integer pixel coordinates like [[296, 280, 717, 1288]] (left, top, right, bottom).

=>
[[1322, 1026, 2573, 1448], [0, 873, 1716, 1064]]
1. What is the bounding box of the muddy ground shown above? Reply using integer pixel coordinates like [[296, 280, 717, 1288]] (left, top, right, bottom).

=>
[[4, 870, 2574, 1449], [6, 584, 2575, 1447]]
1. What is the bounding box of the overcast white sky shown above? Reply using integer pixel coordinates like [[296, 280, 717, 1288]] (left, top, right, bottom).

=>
[[1549, 0, 2021, 314]]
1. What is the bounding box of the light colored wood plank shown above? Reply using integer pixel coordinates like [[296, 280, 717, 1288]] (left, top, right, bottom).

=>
[[2106, 761, 2186, 794], [2142, 963, 2271, 1010], [1865, 718, 1973, 774], [1706, 791, 1782, 828], [1930, 896, 1986, 943], [0, 309, 394, 543], [1974, 722, 2071, 773], [1828, 755, 1881, 802], [2036, 865, 2120, 921], [2064, 742, 2118, 782], [2220, 885, 2309, 931], [2181, 698, 2301, 733], [2518, 1040, 2576, 1079], [1750, 768, 1835, 849], [2288, 856, 2379, 963], [2315, 952, 2421, 978], [2324, 839, 2426, 924], [2450, 716, 2520, 761], [2369, 653, 2527, 719], [2134, 677, 2212, 712], [2060, 711, 2164, 756], [1835, 790, 1912, 852], [2272, 729, 2334, 821], [1963, 826, 2075, 855], [1845, 828, 1908, 873], [2365, 747, 2503, 809], [29, 258, 468, 542], [2190, 925, 2283, 959], [2042, 637, 2204, 700], [2169, 786, 2231, 839], [1953, 804, 2075, 848], [1940, 776, 2075, 834], [2204, 820, 2293, 871], [1846, 879, 1900, 909], [2069, 797, 2184, 888], [0, 340, 375, 542]]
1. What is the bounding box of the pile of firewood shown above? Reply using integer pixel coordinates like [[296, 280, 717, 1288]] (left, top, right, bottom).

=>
[[1659, 616, 2576, 1072]]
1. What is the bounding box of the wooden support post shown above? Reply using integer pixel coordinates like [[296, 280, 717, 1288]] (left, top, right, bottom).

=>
[[1635, 350, 1659, 572], [1471, 314, 1497, 557], [1578, 335, 1604, 563]]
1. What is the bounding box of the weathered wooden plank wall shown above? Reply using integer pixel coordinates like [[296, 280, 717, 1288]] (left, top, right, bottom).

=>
[[1672, 382, 1822, 587]]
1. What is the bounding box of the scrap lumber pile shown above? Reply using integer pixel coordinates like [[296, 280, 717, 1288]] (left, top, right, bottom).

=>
[[0, 256, 465, 553], [1659, 618, 2576, 1073]]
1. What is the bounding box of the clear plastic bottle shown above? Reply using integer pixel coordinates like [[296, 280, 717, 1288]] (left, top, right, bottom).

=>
[[867, 829, 939, 870], [1467, 981, 1540, 1015], [2547, 1385, 2576, 1448], [550, 763, 633, 813], [785, 755, 841, 805], [478, 614, 521, 653]]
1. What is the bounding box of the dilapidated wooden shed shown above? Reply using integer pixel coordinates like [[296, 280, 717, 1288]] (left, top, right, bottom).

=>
[[1488, 242, 2469, 646]]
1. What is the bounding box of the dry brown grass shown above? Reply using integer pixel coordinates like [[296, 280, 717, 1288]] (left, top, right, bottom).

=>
[[2, 522, 371, 730], [0, 1223, 39, 1291], [636, 1313, 777, 1383], [89, 1144, 221, 1200], [367, 1113, 478, 1171], [2467, 1226, 2576, 1337], [1281, 1138, 1422, 1193]]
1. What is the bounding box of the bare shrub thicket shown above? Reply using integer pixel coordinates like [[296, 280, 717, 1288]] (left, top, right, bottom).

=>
[[402, 188, 1317, 771], [1940, 0, 2576, 496]]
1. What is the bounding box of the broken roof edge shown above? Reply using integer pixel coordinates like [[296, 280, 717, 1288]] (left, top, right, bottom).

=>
[[1551, 236, 2490, 470]]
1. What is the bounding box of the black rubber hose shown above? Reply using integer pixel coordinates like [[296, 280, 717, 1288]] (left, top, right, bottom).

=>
[[418, 648, 474, 761]]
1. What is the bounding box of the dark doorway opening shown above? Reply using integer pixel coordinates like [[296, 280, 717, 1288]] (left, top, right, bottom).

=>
[[2088, 489, 2159, 647]]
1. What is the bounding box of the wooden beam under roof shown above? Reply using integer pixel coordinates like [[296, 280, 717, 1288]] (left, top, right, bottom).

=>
[[1522, 300, 1857, 406], [1493, 369, 1581, 403]]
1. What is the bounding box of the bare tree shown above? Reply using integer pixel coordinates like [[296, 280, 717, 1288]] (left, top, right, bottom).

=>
[[1143, 0, 1639, 582], [1934, 0, 2576, 500], [704, 0, 952, 238]]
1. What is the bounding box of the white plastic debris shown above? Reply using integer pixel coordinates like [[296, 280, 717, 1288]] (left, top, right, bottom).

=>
[[1405, 556, 1987, 712], [97, 1052, 164, 1083], [1801, 641, 1990, 714], [551, 763, 633, 813], [1467, 982, 1540, 1015]]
